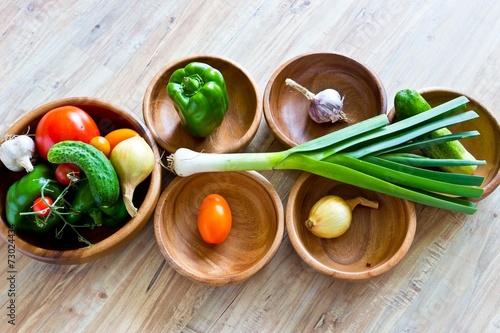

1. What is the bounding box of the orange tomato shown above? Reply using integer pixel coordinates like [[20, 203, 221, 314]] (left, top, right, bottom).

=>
[[104, 128, 139, 153], [197, 194, 232, 244], [90, 136, 111, 158]]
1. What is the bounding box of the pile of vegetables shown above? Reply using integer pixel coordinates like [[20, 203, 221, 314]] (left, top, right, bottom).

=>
[[168, 92, 485, 215], [1, 105, 155, 246]]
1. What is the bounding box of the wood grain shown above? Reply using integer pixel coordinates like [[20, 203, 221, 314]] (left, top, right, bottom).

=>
[[1, 0, 499, 332]]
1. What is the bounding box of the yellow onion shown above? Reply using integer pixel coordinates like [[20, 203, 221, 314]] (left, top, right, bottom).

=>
[[110, 136, 155, 217], [305, 195, 379, 238]]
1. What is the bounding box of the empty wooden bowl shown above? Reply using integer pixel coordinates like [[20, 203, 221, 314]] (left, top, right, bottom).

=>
[[263, 52, 389, 147], [0, 97, 162, 264], [286, 173, 416, 281], [143, 54, 262, 154], [414, 88, 500, 200], [154, 171, 284, 286]]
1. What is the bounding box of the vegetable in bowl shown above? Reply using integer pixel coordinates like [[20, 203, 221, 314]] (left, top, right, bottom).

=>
[[168, 95, 485, 214]]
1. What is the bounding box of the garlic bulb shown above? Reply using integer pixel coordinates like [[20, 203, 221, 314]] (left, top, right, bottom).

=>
[[285, 78, 347, 123], [0, 135, 36, 172], [305, 195, 378, 238]]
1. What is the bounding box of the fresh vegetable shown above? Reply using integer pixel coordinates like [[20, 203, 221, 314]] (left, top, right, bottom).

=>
[[285, 78, 346, 123], [394, 89, 478, 174], [197, 194, 232, 244], [99, 196, 129, 228], [5, 164, 64, 235], [167, 96, 485, 214], [65, 178, 102, 226], [35, 105, 100, 160], [305, 195, 378, 238], [104, 128, 139, 153], [90, 136, 111, 158], [47, 140, 120, 207], [110, 136, 155, 217], [0, 134, 36, 172], [33, 196, 54, 218], [55, 163, 80, 185], [167, 62, 229, 137], [66, 179, 128, 228]]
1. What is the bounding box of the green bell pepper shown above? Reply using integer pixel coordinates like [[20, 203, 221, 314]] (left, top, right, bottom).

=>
[[167, 62, 229, 137], [67, 178, 128, 228], [5, 164, 64, 235], [100, 196, 129, 228], [66, 178, 101, 228]]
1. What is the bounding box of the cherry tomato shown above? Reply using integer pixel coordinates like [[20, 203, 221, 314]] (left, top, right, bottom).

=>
[[90, 136, 111, 158], [35, 106, 100, 160], [55, 163, 80, 185], [104, 128, 139, 153], [33, 196, 54, 217], [197, 194, 232, 244]]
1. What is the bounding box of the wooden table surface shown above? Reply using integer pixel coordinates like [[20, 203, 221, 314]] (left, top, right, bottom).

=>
[[1, 1, 499, 332]]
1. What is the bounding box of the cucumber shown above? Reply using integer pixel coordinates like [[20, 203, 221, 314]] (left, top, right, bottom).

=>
[[47, 140, 120, 207], [394, 89, 477, 175]]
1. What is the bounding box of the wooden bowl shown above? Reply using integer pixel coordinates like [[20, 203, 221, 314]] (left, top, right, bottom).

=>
[[143, 54, 262, 154], [0, 97, 162, 264], [154, 171, 284, 286], [415, 88, 500, 200], [390, 87, 500, 202], [263, 52, 389, 147], [286, 173, 416, 281]]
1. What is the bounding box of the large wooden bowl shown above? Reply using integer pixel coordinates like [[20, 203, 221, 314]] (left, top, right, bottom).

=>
[[416, 88, 500, 200], [0, 97, 162, 264], [143, 54, 262, 154], [263, 52, 389, 147], [154, 171, 284, 286], [286, 173, 416, 281]]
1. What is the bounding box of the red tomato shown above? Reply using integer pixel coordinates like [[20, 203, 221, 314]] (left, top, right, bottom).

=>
[[35, 106, 100, 160], [197, 194, 232, 244], [33, 196, 54, 217], [89, 136, 111, 158], [55, 163, 80, 185]]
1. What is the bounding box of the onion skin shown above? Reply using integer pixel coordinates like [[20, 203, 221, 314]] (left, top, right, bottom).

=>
[[110, 136, 155, 217], [305, 195, 379, 238]]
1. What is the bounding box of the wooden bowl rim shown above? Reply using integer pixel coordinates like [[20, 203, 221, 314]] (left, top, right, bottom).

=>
[[143, 53, 262, 153], [285, 172, 417, 281], [263, 51, 388, 148], [154, 171, 285, 286], [0, 97, 163, 264]]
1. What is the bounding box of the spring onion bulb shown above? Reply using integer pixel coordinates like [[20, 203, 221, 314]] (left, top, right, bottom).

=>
[[167, 96, 485, 214]]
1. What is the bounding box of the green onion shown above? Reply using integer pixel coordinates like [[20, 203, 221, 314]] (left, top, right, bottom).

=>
[[167, 96, 484, 214], [377, 153, 486, 168]]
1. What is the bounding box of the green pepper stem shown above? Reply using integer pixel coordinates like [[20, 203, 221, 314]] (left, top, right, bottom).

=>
[[182, 74, 203, 96]]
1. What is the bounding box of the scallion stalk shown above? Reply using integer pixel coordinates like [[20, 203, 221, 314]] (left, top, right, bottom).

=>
[[167, 96, 485, 214]]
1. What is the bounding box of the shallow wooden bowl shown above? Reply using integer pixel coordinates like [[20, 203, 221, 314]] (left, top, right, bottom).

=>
[[416, 88, 500, 200], [154, 171, 284, 286], [263, 52, 389, 147], [0, 97, 162, 264], [143, 54, 262, 154], [286, 173, 416, 281]]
